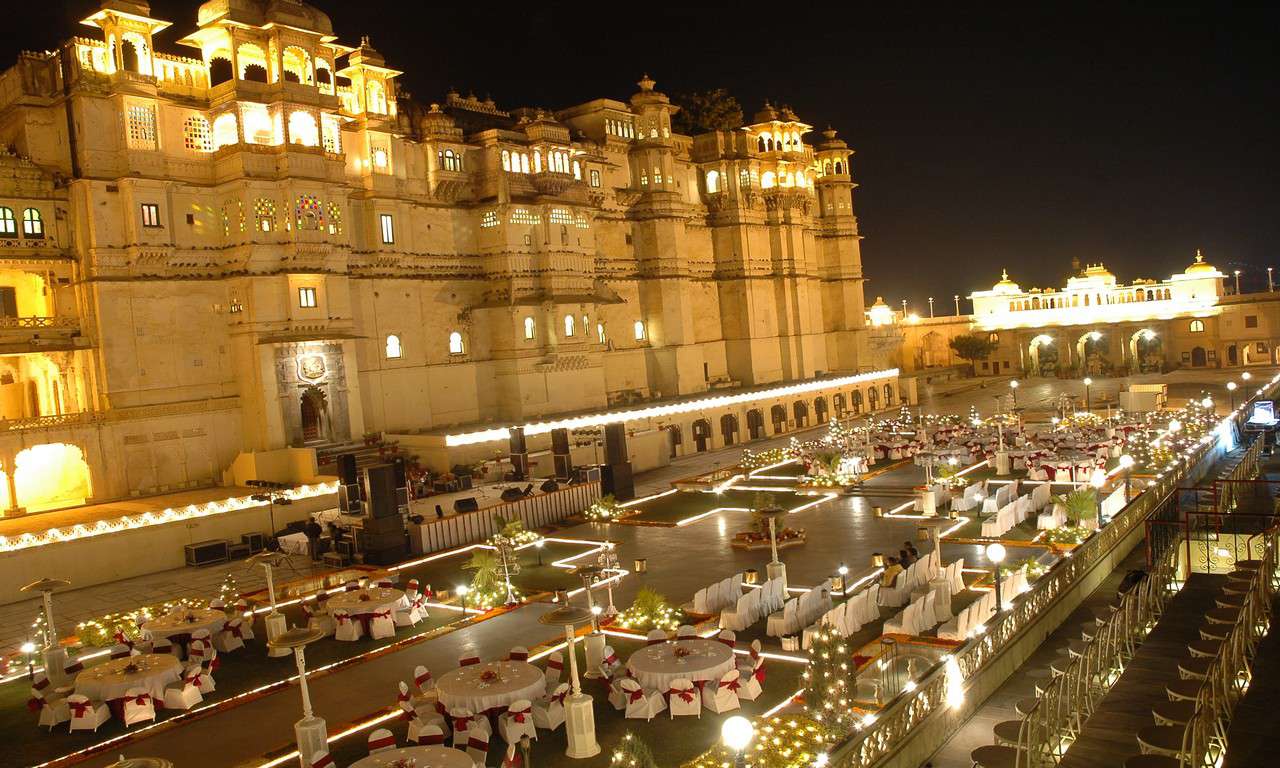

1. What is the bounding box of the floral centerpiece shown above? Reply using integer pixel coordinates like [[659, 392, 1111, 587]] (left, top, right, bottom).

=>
[[585, 494, 624, 521], [732, 501, 805, 551]]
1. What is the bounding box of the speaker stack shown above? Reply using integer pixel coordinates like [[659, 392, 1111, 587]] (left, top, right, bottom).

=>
[[508, 427, 529, 481], [551, 428, 573, 480], [358, 463, 408, 565], [601, 422, 634, 500], [337, 453, 363, 516]]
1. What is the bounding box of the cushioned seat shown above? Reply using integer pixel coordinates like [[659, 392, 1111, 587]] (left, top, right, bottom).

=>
[[992, 720, 1025, 746], [1205, 607, 1242, 625], [1125, 754, 1183, 768], [1015, 696, 1040, 717], [1214, 593, 1246, 609], [1234, 560, 1262, 571], [1165, 680, 1201, 702], [1198, 624, 1228, 641], [1066, 639, 1090, 658]]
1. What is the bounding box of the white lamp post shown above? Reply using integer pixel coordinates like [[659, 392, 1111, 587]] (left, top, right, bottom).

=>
[[19, 578, 70, 685], [576, 565, 606, 678], [1227, 381, 1238, 410], [1268, 267, 1274, 292], [928, 297, 935, 317], [249, 552, 290, 657], [269, 625, 327, 768], [1008, 379, 1018, 408], [1119, 454, 1135, 502], [954, 294, 960, 315], [1234, 269, 1242, 294], [722, 715, 755, 768], [456, 584, 470, 614], [985, 542, 1006, 614], [1082, 377, 1093, 412], [539, 595, 600, 759], [763, 510, 788, 589], [837, 563, 849, 595], [534, 538, 545, 566]]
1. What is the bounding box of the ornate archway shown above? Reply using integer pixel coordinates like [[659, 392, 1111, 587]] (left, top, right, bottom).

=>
[[299, 386, 329, 443], [1075, 331, 1108, 376], [1028, 334, 1058, 377], [1128, 329, 1162, 373]]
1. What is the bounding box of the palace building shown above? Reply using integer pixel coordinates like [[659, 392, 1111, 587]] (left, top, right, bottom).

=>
[[0, 0, 891, 513]]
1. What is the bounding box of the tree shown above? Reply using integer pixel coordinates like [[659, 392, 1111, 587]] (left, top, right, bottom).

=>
[[609, 731, 658, 768], [803, 623, 858, 735], [672, 89, 744, 135], [949, 333, 998, 376]]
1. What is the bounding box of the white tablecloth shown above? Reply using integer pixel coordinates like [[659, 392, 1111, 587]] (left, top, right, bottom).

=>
[[328, 587, 407, 616], [278, 532, 310, 555], [141, 609, 226, 643], [435, 660, 545, 714], [75, 653, 181, 702], [349, 746, 473, 768], [625, 638, 735, 691]]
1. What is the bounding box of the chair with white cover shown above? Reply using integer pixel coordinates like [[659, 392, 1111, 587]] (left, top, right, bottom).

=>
[[376, 577, 395, 589], [600, 645, 622, 678], [737, 659, 764, 701], [368, 727, 396, 753], [394, 595, 423, 628], [344, 581, 360, 591], [66, 694, 110, 733], [676, 624, 696, 638], [667, 678, 700, 718], [33, 693, 70, 730], [405, 578, 420, 599], [498, 698, 537, 743], [402, 703, 443, 745], [717, 629, 736, 648], [413, 723, 447, 747], [606, 674, 629, 710], [215, 618, 247, 653], [185, 664, 215, 695], [150, 636, 175, 657], [334, 610, 364, 642], [533, 683, 569, 730], [122, 687, 156, 727], [508, 645, 529, 661], [737, 638, 762, 680], [450, 707, 491, 748], [646, 629, 668, 645], [466, 728, 490, 767], [307, 600, 336, 638], [879, 570, 910, 607], [619, 678, 666, 721], [859, 583, 881, 624], [458, 654, 481, 667], [162, 677, 203, 710], [234, 600, 256, 640], [543, 652, 564, 686], [309, 750, 335, 768], [411, 665, 436, 708], [884, 601, 920, 636], [702, 670, 742, 714], [369, 609, 396, 640]]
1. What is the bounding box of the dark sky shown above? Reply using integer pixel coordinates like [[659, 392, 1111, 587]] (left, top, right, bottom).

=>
[[10, 2, 1279, 313]]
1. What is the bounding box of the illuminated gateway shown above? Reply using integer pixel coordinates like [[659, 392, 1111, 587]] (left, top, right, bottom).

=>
[[0, 0, 893, 512]]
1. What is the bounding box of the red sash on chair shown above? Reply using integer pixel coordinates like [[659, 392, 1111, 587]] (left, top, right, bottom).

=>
[[399, 704, 416, 722], [185, 670, 206, 688], [468, 735, 490, 751], [509, 650, 528, 661], [422, 732, 445, 745], [722, 678, 741, 693], [602, 652, 618, 667], [509, 705, 530, 722], [63, 660, 83, 675], [669, 687, 695, 703], [453, 714, 474, 733], [647, 637, 664, 646], [26, 696, 43, 713], [414, 670, 432, 690], [68, 700, 92, 718], [130, 692, 151, 707], [546, 658, 563, 673], [460, 656, 480, 667], [717, 637, 735, 648], [397, 689, 411, 705], [227, 622, 245, 639], [753, 666, 767, 683], [368, 733, 396, 750], [32, 676, 50, 692], [626, 688, 645, 704], [551, 689, 569, 706]]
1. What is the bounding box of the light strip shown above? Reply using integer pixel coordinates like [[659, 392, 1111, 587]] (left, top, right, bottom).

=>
[[444, 369, 900, 446]]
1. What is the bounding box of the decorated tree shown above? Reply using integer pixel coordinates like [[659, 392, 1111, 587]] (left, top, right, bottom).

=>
[[585, 494, 623, 521], [218, 572, 241, 605], [685, 715, 836, 768], [802, 623, 858, 735], [614, 587, 681, 632], [609, 731, 658, 768], [462, 549, 519, 610]]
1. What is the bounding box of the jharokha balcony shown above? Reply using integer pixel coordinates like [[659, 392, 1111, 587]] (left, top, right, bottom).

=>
[[0, 315, 84, 353]]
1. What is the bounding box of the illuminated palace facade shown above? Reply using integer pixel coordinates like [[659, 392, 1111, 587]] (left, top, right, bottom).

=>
[[877, 254, 1280, 377], [0, 0, 884, 512]]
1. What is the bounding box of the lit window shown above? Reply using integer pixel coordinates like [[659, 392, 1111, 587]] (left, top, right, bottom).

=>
[[183, 115, 213, 152], [379, 213, 394, 244], [761, 171, 776, 189], [321, 114, 342, 154], [140, 203, 161, 228], [0, 207, 14, 237], [481, 211, 498, 228], [575, 212, 589, 230], [372, 148, 389, 169], [502, 150, 511, 171], [1189, 319, 1205, 333], [255, 198, 276, 232], [520, 154, 530, 174], [590, 169, 601, 187], [22, 208, 43, 238], [126, 104, 157, 150], [298, 287, 318, 308], [633, 320, 646, 341], [326, 202, 342, 235], [213, 113, 238, 148], [385, 334, 402, 358], [295, 194, 323, 230], [288, 111, 319, 147], [564, 314, 575, 337], [706, 170, 720, 193], [523, 316, 536, 340], [597, 322, 606, 344], [549, 208, 573, 224], [573, 160, 581, 180], [448, 331, 464, 354], [509, 208, 540, 225]]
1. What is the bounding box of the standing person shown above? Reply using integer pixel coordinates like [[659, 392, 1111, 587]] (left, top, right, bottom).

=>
[[435, 503, 445, 520], [304, 517, 324, 561]]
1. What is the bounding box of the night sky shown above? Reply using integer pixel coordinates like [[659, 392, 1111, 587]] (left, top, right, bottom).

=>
[[8, 2, 1278, 313]]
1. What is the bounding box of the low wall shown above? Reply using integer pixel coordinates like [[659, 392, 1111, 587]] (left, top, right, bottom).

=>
[[408, 481, 601, 555], [0, 491, 333, 606]]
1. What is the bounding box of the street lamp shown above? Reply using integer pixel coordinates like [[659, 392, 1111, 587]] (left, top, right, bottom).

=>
[[456, 584, 470, 614], [1268, 267, 1274, 292], [1119, 454, 1135, 502], [267, 624, 326, 768], [928, 297, 935, 317], [836, 562, 849, 595], [986, 542, 1006, 614], [20, 640, 36, 680], [534, 538, 546, 566], [1234, 269, 1242, 294], [1082, 377, 1093, 412], [954, 294, 961, 315], [1242, 371, 1252, 382], [722, 715, 755, 768], [1009, 379, 1019, 408], [539, 593, 600, 758], [1227, 380, 1238, 409], [20, 578, 70, 685], [901, 299, 907, 318]]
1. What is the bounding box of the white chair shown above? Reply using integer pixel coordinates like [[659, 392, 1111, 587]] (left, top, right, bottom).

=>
[[234, 600, 257, 640], [717, 629, 736, 648], [395, 596, 424, 628], [307, 601, 336, 638], [508, 645, 529, 661], [185, 664, 215, 695], [122, 686, 157, 727], [450, 707, 491, 748], [543, 652, 564, 686], [605, 674, 629, 710], [532, 683, 568, 730], [215, 618, 247, 653], [884, 601, 920, 636], [702, 670, 742, 714], [33, 693, 70, 730], [310, 749, 335, 768], [879, 571, 910, 607], [620, 678, 666, 721], [66, 694, 111, 733], [498, 698, 537, 743], [368, 727, 396, 753], [738, 659, 764, 701], [150, 636, 175, 657], [676, 624, 696, 638], [466, 729, 490, 767], [402, 703, 442, 745], [600, 645, 622, 677], [369, 609, 396, 640], [949, 558, 966, 595], [459, 654, 481, 667], [334, 610, 364, 641], [411, 665, 436, 707], [667, 677, 700, 718], [188, 630, 215, 665], [406, 578, 421, 600], [414, 723, 447, 746], [646, 629, 668, 645], [162, 678, 203, 710]]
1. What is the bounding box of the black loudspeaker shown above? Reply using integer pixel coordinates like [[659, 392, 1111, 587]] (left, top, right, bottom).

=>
[[551, 429, 570, 455], [364, 464, 399, 519], [501, 487, 525, 502], [392, 456, 407, 488], [600, 463, 634, 501], [509, 427, 528, 454], [338, 483, 362, 511], [540, 479, 559, 493], [338, 454, 358, 485], [604, 423, 627, 464], [454, 497, 479, 513]]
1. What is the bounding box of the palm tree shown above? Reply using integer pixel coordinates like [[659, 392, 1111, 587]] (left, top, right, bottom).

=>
[[1052, 488, 1099, 528]]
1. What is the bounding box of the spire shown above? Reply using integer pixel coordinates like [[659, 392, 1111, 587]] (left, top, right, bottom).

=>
[[637, 73, 656, 92], [1195, 248, 1204, 263]]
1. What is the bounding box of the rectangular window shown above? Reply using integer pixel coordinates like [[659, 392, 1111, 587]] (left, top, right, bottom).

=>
[[379, 213, 394, 244], [0, 287, 16, 318], [298, 286, 317, 308], [126, 104, 158, 150], [140, 203, 161, 228], [589, 169, 601, 187], [1245, 315, 1258, 328], [480, 211, 498, 228]]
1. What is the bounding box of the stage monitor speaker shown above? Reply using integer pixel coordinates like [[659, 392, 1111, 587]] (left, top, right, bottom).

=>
[[540, 478, 559, 493], [604, 423, 627, 465], [338, 454, 358, 486], [364, 464, 400, 519], [338, 482, 362, 511], [454, 497, 479, 513]]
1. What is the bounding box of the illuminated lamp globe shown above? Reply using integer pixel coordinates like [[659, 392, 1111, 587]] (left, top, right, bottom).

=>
[[721, 715, 755, 752], [1201, 397, 1213, 408], [1227, 382, 1237, 392], [1168, 419, 1182, 433], [1119, 454, 1135, 469], [1242, 371, 1252, 381], [1090, 468, 1107, 488], [20, 641, 36, 654], [985, 542, 1006, 565], [1083, 377, 1093, 386], [1009, 380, 1019, 389]]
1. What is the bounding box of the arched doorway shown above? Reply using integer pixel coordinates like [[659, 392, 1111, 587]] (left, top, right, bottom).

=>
[[1191, 347, 1207, 367], [1028, 334, 1058, 376], [665, 424, 682, 458], [300, 387, 328, 443], [883, 383, 895, 407], [1244, 341, 1269, 366], [1128, 329, 1162, 373], [814, 396, 829, 424], [692, 419, 712, 452], [11, 442, 91, 512], [770, 404, 787, 434], [746, 409, 765, 440], [833, 393, 846, 418], [1226, 344, 1238, 366], [850, 390, 863, 414], [867, 386, 880, 411], [720, 413, 740, 446], [1076, 331, 1108, 375], [793, 400, 809, 428]]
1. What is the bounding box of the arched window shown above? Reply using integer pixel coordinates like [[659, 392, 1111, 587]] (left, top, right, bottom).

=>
[[633, 320, 646, 341], [563, 314, 575, 337], [385, 334, 402, 359], [0, 207, 15, 237], [287, 111, 319, 147], [282, 46, 311, 85], [573, 160, 581, 180], [705, 170, 720, 193], [533, 150, 542, 173], [213, 112, 238, 148], [183, 115, 213, 152], [209, 56, 233, 86], [237, 43, 268, 82], [520, 154, 530, 174], [441, 149, 460, 171], [597, 322, 606, 344], [326, 202, 342, 235], [315, 60, 333, 93], [365, 81, 387, 114], [295, 194, 323, 230], [834, 160, 843, 174], [448, 331, 465, 354], [254, 198, 276, 232], [761, 171, 776, 189], [502, 150, 511, 171], [1189, 319, 1205, 333], [22, 208, 43, 238], [523, 316, 535, 340]]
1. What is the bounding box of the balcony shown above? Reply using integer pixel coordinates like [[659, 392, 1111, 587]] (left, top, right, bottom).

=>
[[530, 171, 577, 196], [0, 316, 85, 353]]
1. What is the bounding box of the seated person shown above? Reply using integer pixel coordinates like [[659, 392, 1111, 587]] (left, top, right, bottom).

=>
[[899, 548, 916, 567], [880, 556, 903, 587], [904, 540, 920, 562]]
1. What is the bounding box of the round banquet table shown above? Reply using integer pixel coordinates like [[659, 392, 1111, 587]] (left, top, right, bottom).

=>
[[349, 746, 473, 768], [327, 587, 406, 632], [141, 608, 226, 651], [75, 653, 181, 704], [435, 660, 545, 714], [625, 638, 735, 691]]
